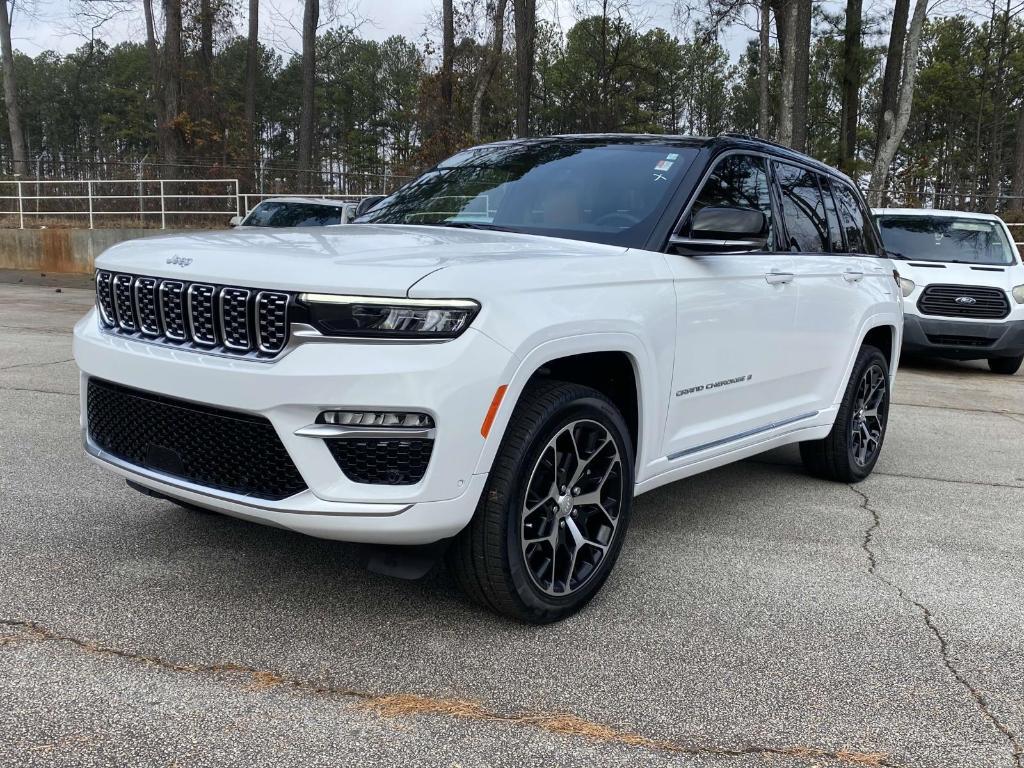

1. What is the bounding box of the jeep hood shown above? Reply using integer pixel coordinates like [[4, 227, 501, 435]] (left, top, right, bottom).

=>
[[95, 224, 623, 296]]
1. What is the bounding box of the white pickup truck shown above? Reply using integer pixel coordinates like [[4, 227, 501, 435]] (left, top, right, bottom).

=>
[[74, 135, 903, 622]]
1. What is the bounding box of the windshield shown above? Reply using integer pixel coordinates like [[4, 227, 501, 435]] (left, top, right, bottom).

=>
[[243, 202, 342, 227], [358, 141, 699, 247], [876, 215, 1016, 266]]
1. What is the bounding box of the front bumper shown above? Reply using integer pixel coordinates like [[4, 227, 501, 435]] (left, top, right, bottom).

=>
[[74, 311, 514, 544], [901, 313, 1024, 360]]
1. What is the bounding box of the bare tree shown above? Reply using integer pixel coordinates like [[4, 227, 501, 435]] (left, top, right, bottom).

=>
[[472, 0, 510, 140], [1010, 105, 1024, 213], [789, 0, 810, 152], [160, 0, 184, 167], [758, 0, 770, 138], [440, 0, 454, 113], [873, 0, 909, 163], [245, 0, 259, 175], [513, 0, 536, 136], [0, 0, 27, 176], [838, 0, 862, 176], [774, 0, 795, 146], [298, 0, 318, 191], [868, 0, 927, 207]]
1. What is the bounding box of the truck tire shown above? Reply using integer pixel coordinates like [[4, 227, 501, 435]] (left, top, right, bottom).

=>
[[449, 380, 634, 623], [988, 355, 1023, 375], [800, 345, 890, 483]]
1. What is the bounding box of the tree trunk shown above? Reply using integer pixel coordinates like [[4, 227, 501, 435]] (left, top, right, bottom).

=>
[[245, 0, 259, 189], [874, 0, 910, 161], [868, 0, 927, 207], [838, 0, 862, 176], [758, 0, 771, 139], [513, 0, 536, 137], [161, 0, 184, 168], [1009, 105, 1024, 214], [774, 0, 797, 147], [440, 0, 454, 113], [472, 0, 509, 141], [298, 0, 318, 192], [200, 0, 214, 84], [0, 0, 27, 177], [985, 0, 1011, 213], [789, 0, 811, 152]]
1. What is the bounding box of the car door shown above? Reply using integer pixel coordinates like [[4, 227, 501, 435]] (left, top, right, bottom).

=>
[[661, 152, 805, 461], [773, 162, 864, 413]]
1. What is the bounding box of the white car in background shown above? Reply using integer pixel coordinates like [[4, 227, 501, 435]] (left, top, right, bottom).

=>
[[875, 208, 1024, 374], [229, 197, 357, 228]]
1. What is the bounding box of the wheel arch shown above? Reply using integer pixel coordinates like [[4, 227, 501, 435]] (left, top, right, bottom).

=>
[[473, 333, 656, 479]]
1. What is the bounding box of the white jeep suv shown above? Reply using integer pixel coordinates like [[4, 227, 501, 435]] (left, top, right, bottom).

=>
[[74, 135, 903, 622], [874, 208, 1024, 374]]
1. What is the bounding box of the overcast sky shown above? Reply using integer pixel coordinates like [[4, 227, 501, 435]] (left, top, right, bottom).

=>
[[12, 0, 766, 62]]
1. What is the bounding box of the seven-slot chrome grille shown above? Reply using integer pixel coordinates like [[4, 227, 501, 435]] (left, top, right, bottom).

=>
[[95, 270, 291, 359]]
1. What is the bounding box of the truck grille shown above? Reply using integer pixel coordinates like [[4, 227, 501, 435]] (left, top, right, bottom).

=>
[[325, 438, 434, 485], [917, 284, 1010, 320], [94, 270, 291, 358], [86, 378, 307, 500]]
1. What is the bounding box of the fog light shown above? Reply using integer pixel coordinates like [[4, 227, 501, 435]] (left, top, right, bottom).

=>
[[317, 410, 435, 428]]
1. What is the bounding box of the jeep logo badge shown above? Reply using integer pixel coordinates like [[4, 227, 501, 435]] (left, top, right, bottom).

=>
[[166, 255, 192, 267], [954, 296, 977, 305]]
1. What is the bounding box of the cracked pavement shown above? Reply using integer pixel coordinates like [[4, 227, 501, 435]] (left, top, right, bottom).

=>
[[1, 271, 1023, 767]]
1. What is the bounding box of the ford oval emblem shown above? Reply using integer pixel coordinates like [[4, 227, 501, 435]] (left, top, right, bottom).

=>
[[954, 296, 977, 305], [166, 255, 192, 267]]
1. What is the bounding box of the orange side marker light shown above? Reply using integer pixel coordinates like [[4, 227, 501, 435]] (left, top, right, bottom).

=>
[[480, 385, 508, 438]]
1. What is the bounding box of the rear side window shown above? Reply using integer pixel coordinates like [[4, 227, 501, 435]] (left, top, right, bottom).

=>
[[774, 162, 828, 253], [820, 177, 845, 252], [834, 184, 876, 254], [686, 154, 775, 248]]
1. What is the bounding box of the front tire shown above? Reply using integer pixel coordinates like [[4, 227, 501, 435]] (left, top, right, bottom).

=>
[[988, 355, 1023, 375], [449, 380, 634, 623], [800, 345, 890, 483]]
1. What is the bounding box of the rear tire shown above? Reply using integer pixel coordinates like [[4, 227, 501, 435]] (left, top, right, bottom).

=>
[[988, 355, 1023, 375], [449, 380, 634, 623], [800, 345, 890, 483]]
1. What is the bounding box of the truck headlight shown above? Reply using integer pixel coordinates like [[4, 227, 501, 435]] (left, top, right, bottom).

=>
[[298, 294, 480, 339], [1013, 285, 1024, 304], [898, 276, 916, 298]]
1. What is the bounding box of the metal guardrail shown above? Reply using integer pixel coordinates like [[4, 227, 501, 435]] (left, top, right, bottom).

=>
[[0, 180, 380, 229]]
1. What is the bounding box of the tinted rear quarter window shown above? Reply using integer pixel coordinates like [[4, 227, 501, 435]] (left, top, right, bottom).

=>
[[834, 184, 876, 255], [774, 162, 828, 253]]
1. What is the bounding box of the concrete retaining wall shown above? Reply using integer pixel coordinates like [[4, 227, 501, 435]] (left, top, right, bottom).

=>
[[0, 229, 194, 274]]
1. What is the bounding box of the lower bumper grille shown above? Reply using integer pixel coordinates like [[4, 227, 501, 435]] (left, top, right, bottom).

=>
[[86, 379, 307, 500], [925, 334, 995, 348], [325, 438, 434, 485]]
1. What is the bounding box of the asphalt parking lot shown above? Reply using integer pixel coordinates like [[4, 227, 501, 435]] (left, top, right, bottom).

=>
[[1, 270, 1022, 768]]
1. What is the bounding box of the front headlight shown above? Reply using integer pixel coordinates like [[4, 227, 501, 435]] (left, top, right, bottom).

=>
[[1013, 284, 1024, 304], [298, 293, 480, 339], [899, 276, 916, 298]]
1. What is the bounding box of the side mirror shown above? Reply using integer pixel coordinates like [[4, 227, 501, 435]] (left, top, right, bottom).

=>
[[670, 206, 768, 254], [229, 215, 243, 227], [355, 195, 386, 218]]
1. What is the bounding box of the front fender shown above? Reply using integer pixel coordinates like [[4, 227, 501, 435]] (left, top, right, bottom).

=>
[[472, 331, 666, 482]]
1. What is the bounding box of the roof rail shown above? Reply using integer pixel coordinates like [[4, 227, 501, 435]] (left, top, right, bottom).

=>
[[716, 132, 793, 153]]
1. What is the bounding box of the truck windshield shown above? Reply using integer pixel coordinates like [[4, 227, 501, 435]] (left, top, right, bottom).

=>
[[244, 202, 342, 227], [876, 215, 1016, 266], [358, 141, 699, 247]]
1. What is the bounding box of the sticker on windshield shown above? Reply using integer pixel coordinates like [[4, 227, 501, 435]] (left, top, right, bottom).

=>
[[666, 153, 679, 161], [654, 159, 674, 172]]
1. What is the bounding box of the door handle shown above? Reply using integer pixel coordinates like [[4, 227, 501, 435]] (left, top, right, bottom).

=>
[[843, 269, 865, 282], [765, 270, 794, 285]]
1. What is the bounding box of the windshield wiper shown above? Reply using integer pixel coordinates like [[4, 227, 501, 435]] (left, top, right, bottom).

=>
[[434, 221, 518, 233]]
